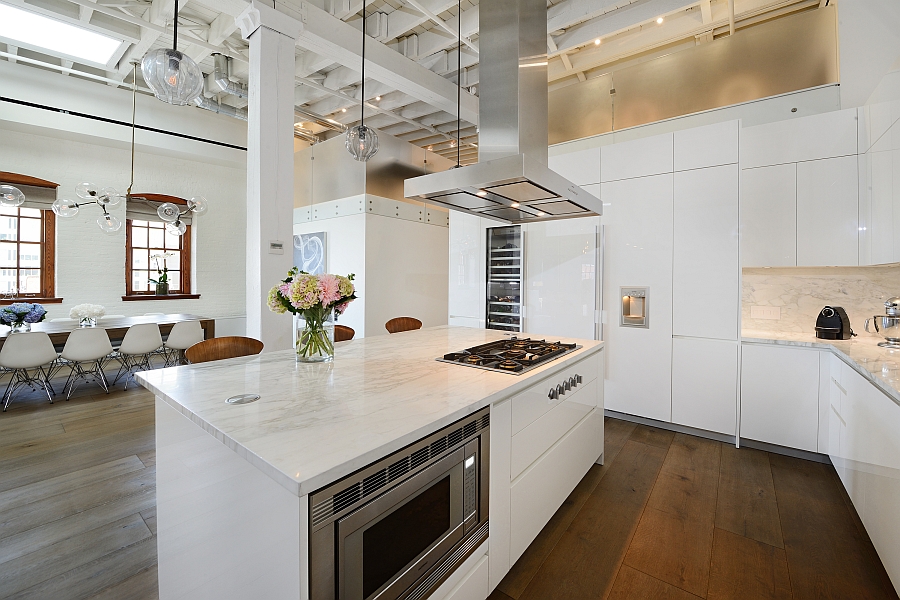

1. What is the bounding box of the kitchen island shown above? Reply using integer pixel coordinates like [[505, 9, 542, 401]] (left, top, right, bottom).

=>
[[136, 326, 605, 600]]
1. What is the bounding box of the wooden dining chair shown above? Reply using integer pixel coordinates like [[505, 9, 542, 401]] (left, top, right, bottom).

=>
[[384, 317, 423, 334], [334, 325, 355, 342], [184, 337, 264, 364]]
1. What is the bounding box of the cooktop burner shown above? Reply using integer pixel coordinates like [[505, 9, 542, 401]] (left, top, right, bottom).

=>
[[437, 337, 580, 375]]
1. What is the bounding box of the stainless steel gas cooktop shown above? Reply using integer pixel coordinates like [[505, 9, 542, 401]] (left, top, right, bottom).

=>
[[437, 337, 580, 375]]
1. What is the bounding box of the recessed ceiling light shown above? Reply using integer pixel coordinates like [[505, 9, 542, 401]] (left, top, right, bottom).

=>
[[427, 145, 433, 151], [476, 190, 487, 197], [536, 211, 545, 216], [341, 108, 347, 113], [594, 38, 601, 45], [511, 202, 520, 207], [0, 4, 123, 65], [656, 16, 664, 24], [375, 96, 382, 101]]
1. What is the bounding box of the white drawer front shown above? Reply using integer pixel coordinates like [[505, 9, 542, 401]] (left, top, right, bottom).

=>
[[511, 352, 600, 435], [511, 377, 599, 480], [509, 409, 604, 564]]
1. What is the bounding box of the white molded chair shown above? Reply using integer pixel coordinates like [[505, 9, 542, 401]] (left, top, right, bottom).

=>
[[164, 321, 204, 367], [50, 317, 76, 323], [0, 332, 59, 411], [112, 323, 163, 390], [59, 328, 113, 400]]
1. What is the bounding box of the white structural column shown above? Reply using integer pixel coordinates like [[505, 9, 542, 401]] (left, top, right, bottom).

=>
[[237, 1, 302, 351]]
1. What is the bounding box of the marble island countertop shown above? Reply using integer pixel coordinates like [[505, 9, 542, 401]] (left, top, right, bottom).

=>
[[137, 326, 603, 497], [742, 329, 900, 406]]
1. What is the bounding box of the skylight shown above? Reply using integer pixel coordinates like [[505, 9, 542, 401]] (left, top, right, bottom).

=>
[[0, 3, 123, 65]]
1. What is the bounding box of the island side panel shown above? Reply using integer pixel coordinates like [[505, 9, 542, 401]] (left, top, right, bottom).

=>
[[156, 398, 304, 600]]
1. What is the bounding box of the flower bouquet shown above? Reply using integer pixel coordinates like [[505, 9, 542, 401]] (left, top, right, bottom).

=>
[[268, 268, 357, 362], [70, 303, 106, 327], [0, 302, 47, 332]]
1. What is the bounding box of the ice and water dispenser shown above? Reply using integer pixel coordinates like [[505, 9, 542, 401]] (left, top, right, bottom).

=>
[[620, 287, 649, 328]]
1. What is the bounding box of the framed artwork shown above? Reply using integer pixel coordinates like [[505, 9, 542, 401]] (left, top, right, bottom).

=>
[[293, 232, 326, 275]]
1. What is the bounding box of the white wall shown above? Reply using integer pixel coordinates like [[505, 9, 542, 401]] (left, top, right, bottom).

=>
[[837, 0, 900, 109], [0, 126, 247, 323]]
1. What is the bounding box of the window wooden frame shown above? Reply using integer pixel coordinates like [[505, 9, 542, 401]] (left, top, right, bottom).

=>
[[0, 208, 59, 304], [123, 194, 195, 299]]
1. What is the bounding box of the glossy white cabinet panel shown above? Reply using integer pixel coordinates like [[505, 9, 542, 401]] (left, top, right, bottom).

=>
[[674, 120, 739, 172], [431, 545, 489, 600], [797, 155, 859, 266], [671, 338, 738, 436], [523, 217, 599, 340], [673, 164, 739, 340], [740, 164, 798, 267], [511, 377, 597, 479], [600, 132, 673, 182], [862, 149, 900, 265], [548, 146, 601, 185], [509, 409, 603, 565], [601, 174, 674, 422], [740, 344, 821, 452], [740, 108, 858, 169], [488, 399, 511, 590], [156, 399, 302, 600], [511, 353, 600, 435], [449, 211, 487, 324]]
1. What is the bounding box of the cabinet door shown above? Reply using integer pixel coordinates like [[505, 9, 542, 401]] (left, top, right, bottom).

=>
[[797, 156, 859, 266], [673, 164, 739, 340], [740, 164, 797, 267], [600, 133, 673, 182], [740, 344, 820, 452], [548, 147, 601, 185], [672, 338, 738, 436], [449, 211, 486, 324]]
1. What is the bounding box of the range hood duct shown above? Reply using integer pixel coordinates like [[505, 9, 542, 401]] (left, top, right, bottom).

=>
[[404, 0, 601, 223]]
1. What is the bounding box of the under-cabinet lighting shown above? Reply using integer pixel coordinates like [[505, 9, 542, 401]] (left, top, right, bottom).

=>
[[0, 4, 122, 65]]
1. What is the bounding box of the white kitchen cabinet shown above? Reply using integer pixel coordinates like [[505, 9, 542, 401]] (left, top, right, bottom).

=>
[[740, 344, 821, 452], [523, 217, 599, 340], [431, 553, 489, 600], [600, 132, 673, 182], [740, 108, 858, 169], [674, 120, 739, 172], [740, 163, 798, 267], [548, 146, 601, 185], [449, 211, 487, 326], [673, 164, 739, 340], [860, 148, 900, 265], [671, 338, 738, 436], [601, 174, 674, 422], [796, 155, 859, 266]]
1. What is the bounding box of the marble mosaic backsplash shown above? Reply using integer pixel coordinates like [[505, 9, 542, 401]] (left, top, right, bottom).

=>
[[742, 263, 900, 335]]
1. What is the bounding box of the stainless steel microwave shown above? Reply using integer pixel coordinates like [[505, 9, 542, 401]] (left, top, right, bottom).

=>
[[309, 407, 490, 600]]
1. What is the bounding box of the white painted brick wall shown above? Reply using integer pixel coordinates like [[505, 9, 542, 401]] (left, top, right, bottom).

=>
[[0, 126, 246, 322]]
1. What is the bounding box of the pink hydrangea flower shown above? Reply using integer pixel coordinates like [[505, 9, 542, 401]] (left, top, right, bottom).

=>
[[318, 274, 341, 306]]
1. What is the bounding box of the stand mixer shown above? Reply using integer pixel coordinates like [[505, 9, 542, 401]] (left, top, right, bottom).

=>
[[865, 297, 900, 349]]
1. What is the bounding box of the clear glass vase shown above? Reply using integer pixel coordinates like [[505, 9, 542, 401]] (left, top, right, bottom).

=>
[[80, 317, 97, 327], [10, 322, 31, 333], [295, 308, 335, 363]]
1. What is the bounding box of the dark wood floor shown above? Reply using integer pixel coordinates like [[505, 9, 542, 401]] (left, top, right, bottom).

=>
[[1, 379, 897, 600], [490, 418, 899, 600]]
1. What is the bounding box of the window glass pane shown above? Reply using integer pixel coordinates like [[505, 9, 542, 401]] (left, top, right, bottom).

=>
[[167, 271, 181, 291], [132, 219, 148, 227], [164, 230, 181, 249], [19, 243, 41, 268], [132, 270, 150, 292], [132, 249, 148, 270], [0, 242, 17, 267], [0, 268, 17, 293], [0, 217, 17, 242], [20, 270, 41, 294], [163, 251, 180, 271], [148, 228, 164, 249], [0, 207, 18, 217], [148, 220, 164, 228], [20, 208, 41, 218], [19, 218, 41, 242], [132, 226, 148, 248]]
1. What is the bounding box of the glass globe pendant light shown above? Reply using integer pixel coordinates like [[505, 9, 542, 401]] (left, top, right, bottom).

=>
[[52, 183, 124, 233], [155, 196, 207, 237], [345, 0, 379, 161], [0, 185, 25, 208], [140, 0, 203, 106]]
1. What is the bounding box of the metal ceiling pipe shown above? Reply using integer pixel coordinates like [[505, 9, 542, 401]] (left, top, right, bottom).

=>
[[294, 107, 348, 132], [211, 53, 248, 99], [193, 95, 248, 121], [728, 0, 736, 34]]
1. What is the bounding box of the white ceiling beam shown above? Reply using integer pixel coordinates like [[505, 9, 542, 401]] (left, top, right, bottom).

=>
[[401, 0, 477, 53], [389, 3, 477, 60], [700, 0, 712, 23], [185, 11, 239, 63], [552, 0, 699, 54], [385, 0, 457, 40], [547, 0, 628, 35], [6, 45, 18, 64], [113, 0, 175, 78]]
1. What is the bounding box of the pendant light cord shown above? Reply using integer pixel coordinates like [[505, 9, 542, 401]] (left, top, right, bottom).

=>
[[360, 0, 366, 127], [173, 0, 178, 53], [128, 61, 137, 197], [456, 0, 461, 167]]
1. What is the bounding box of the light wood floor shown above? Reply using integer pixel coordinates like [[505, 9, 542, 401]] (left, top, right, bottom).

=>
[[2, 379, 897, 599], [490, 418, 899, 600]]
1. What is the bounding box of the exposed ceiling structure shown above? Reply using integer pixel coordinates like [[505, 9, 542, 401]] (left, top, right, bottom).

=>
[[0, 0, 828, 164]]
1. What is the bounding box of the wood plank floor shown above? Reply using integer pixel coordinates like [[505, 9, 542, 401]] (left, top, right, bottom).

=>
[[493, 419, 900, 600], [2, 378, 897, 600]]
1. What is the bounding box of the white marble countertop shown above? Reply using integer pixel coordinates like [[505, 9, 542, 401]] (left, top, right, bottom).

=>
[[742, 329, 900, 406], [137, 326, 603, 497]]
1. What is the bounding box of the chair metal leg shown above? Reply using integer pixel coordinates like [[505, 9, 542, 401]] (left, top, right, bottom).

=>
[[2, 367, 54, 411], [2, 370, 17, 412]]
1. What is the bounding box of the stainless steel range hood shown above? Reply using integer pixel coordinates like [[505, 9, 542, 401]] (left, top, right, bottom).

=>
[[404, 0, 601, 223]]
